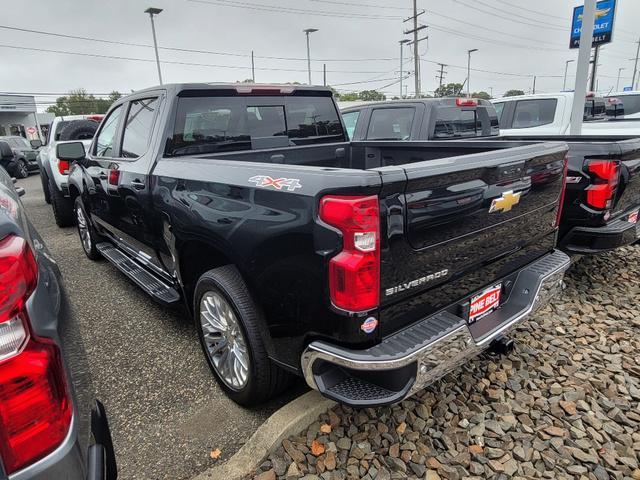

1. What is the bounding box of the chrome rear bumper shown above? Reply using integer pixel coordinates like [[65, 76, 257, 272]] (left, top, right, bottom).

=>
[[301, 250, 570, 407]]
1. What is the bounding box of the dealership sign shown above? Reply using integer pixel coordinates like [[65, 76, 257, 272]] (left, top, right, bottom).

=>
[[570, 0, 616, 49]]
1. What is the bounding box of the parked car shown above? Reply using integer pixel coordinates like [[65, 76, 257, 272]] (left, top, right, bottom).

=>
[[37, 115, 103, 226], [343, 98, 640, 255], [0, 141, 21, 179], [58, 84, 570, 408], [0, 167, 116, 479], [492, 92, 640, 136], [0, 136, 41, 178]]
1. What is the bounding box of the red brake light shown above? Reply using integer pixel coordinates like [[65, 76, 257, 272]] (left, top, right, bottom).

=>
[[456, 98, 478, 107], [0, 235, 72, 474], [319, 196, 380, 312], [86, 115, 104, 122], [586, 160, 619, 210], [57, 159, 70, 175], [108, 169, 120, 186]]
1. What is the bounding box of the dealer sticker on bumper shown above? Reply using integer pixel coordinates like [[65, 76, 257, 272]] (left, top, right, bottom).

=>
[[468, 284, 502, 324]]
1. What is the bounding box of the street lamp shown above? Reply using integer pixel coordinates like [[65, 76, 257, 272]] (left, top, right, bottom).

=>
[[399, 39, 410, 98], [304, 28, 319, 85], [466, 49, 478, 98], [144, 7, 163, 85], [616, 67, 626, 92], [563, 60, 575, 91]]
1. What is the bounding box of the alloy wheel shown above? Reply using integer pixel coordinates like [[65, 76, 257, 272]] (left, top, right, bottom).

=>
[[200, 291, 249, 390], [76, 205, 92, 253]]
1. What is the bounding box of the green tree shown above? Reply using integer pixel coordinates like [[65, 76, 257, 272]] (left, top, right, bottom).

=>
[[434, 83, 464, 98], [503, 89, 525, 97], [472, 91, 492, 100], [335, 92, 359, 102], [358, 90, 386, 101], [46, 89, 121, 115]]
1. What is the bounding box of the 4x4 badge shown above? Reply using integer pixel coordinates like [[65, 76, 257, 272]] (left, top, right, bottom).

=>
[[489, 190, 522, 213], [249, 175, 302, 192]]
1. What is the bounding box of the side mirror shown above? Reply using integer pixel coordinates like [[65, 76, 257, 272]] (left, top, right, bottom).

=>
[[56, 142, 86, 162], [0, 142, 13, 160], [30, 139, 42, 149]]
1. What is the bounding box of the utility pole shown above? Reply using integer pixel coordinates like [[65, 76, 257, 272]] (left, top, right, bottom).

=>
[[403, 1, 426, 98], [399, 39, 410, 98], [323, 64, 327, 86], [616, 67, 625, 92], [251, 51, 255, 82], [144, 7, 163, 85], [570, 0, 596, 135], [435, 63, 447, 91], [467, 49, 478, 98], [532, 76, 537, 95], [489, 86, 493, 98], [589, 45, 600, 92], [632, 37, 640, 90], [303, 28, 319, 85], [563, 60, 574, 91]]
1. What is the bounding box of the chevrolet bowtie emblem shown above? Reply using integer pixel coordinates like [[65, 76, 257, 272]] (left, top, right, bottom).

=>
[[489, 190, 522, 213]]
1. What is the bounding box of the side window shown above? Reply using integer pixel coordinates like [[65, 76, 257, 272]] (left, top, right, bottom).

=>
[[285, 96, 344, 144], [121, 98, 159, 158], [493, 103, 506, 126], [342, 111, 360, 140], [512, 99, 557, 129], [366, 108, 415, 140], [94, 105, 123, 157]]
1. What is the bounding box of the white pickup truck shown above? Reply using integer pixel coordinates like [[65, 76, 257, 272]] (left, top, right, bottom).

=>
[[37, 114, 103, 226], [492, 92, 640, 136]]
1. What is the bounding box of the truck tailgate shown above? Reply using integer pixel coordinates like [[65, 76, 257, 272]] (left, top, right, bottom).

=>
[[613, 138, 640, 216], [373, 142, 568, 336]]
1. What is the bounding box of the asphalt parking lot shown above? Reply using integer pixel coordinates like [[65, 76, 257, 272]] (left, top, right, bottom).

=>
[[17, 173, 306, 480]]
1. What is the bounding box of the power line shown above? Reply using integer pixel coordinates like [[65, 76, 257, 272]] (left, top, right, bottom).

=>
[[307, 0, 411, 10], [452, 0, 566, 31]]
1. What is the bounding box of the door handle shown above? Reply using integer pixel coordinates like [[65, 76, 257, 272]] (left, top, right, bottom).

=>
[[270, 154, 285, 163], [98, 173, 108, 180], [130, 180, 145, 190]]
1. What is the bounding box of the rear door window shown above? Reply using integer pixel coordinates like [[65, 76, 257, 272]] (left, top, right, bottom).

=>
[[342, 111, 360, 140], [170, 95, 344, 156], [366, 108, 415, 140], [121, 98, 159, 158], [512, 99, 557, 128]]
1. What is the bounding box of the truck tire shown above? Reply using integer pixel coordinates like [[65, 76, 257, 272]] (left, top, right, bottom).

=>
[[58, 120, 99, 141], [49, 180, 75, 227], [194, 265, 292, 406], [15, 158, 28, 179], [74, 197, 102, 260], [40, 170, 52, 204]]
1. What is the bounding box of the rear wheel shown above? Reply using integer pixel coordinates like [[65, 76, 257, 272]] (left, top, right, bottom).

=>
[[194, 265, 291, 406], [75, 197, 102, 260], [40, 170, 51, 204], [49, 181, 74, 227]]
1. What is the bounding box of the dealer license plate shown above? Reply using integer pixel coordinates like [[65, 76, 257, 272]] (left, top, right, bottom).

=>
[[468, 283, 502, 324]]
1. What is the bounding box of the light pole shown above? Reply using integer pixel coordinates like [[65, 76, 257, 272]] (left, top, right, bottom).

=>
[[304, 29, 318, 85], [616, 68, 626, 92], [563, 60, 575, 91], [399, 39, 410, 98], [144, 7, 163, 85], [466, 49, 478, 98]]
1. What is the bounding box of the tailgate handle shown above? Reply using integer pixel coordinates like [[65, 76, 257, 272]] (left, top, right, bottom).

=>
[[498, 162, 525, 178]]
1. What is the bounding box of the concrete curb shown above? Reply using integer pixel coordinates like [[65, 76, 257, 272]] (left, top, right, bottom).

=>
[[192, 391, 336, 480]]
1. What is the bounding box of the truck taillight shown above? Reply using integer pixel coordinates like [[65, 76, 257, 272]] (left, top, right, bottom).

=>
[[0, 235, 72, 475], [57, 159, 70, 175], [319, 195, 380, 312], [586, 160, 619, 210]]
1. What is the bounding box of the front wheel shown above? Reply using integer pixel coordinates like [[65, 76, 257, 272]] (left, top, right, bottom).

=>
[[40, 170, 51, 204], [74, 197, 102, 260], [194, 265, 291, 406], [15, 159, 28, 179], [49, 180, 74, 227]]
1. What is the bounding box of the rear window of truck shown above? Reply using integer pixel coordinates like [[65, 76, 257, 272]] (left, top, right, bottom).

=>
[[169, 95, 345, 156]]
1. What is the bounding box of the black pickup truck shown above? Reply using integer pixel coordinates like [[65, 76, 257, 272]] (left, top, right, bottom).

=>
[[344, 99, 640, 255], [59, 84, 570, 408]]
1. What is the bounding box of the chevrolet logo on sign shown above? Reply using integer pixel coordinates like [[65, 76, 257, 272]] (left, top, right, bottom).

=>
[[489, 190, 522, 213]]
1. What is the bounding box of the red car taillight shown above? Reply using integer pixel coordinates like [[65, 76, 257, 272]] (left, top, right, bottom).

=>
[[586, 160, 619, 210], [319, 195, 380, 312], [57, 159, 70, 175], [0, 235, 72, 475]]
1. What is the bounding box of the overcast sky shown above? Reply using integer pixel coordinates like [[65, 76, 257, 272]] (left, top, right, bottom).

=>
[[1, 0, 638, 108]]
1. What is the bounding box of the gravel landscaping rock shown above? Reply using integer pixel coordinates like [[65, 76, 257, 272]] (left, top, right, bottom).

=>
[[250, 247, 640, 479]]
